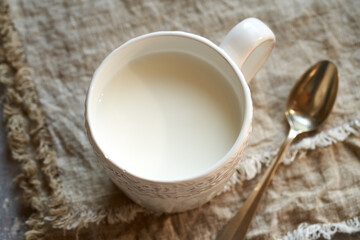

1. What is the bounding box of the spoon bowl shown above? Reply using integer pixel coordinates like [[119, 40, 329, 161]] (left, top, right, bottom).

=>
[[286, 60, 339, 132], [217, 60, 339, 240]]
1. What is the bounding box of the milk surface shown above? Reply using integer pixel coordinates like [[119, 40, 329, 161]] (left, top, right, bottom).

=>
[[94, 52, 241, 181]]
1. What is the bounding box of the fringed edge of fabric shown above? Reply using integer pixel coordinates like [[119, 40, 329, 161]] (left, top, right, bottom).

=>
[[279, 216, 360, 240], [222, 118, 360, 192], [0, 1, 69, 239], [44, 204, 147, 230]]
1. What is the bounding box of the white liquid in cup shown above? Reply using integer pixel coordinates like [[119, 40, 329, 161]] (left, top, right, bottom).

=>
[[93, 51, 241, 181]]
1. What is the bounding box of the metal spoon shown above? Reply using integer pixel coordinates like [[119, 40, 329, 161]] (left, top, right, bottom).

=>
[[217, 60, 339, 240]]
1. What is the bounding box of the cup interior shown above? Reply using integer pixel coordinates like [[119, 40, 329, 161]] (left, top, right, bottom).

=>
[[86, 32, 251, 182]]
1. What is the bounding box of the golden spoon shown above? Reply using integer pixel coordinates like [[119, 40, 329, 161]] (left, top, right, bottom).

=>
[[217, 60, 339, 240]]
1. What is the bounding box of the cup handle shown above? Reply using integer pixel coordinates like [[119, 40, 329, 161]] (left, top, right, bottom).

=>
[[220, 18, 275, 83]]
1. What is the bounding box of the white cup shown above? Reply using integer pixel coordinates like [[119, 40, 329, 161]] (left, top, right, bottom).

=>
[[85, 18, 275, 213]]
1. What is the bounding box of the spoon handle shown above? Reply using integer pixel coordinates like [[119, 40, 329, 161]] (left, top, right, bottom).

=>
[[217, 128, 299, 240]]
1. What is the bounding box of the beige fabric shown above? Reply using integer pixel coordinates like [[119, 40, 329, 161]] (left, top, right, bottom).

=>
[[1, 0, 360, 239]]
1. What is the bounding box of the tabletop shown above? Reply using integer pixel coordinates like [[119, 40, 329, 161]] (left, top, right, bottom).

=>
[[0, 106, 30, 239]]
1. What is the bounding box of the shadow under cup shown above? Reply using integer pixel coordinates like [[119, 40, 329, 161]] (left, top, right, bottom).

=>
[[86, 32, 252, 212]]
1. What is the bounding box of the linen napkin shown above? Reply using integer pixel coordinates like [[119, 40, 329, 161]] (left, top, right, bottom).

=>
[[1, 0, 359, 239]]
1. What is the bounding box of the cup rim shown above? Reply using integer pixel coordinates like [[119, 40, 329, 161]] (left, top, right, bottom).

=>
[[85, 31, 253, 184]]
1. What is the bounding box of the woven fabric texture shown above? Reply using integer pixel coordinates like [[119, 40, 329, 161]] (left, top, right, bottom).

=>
[[1, 0, 359, 239]]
